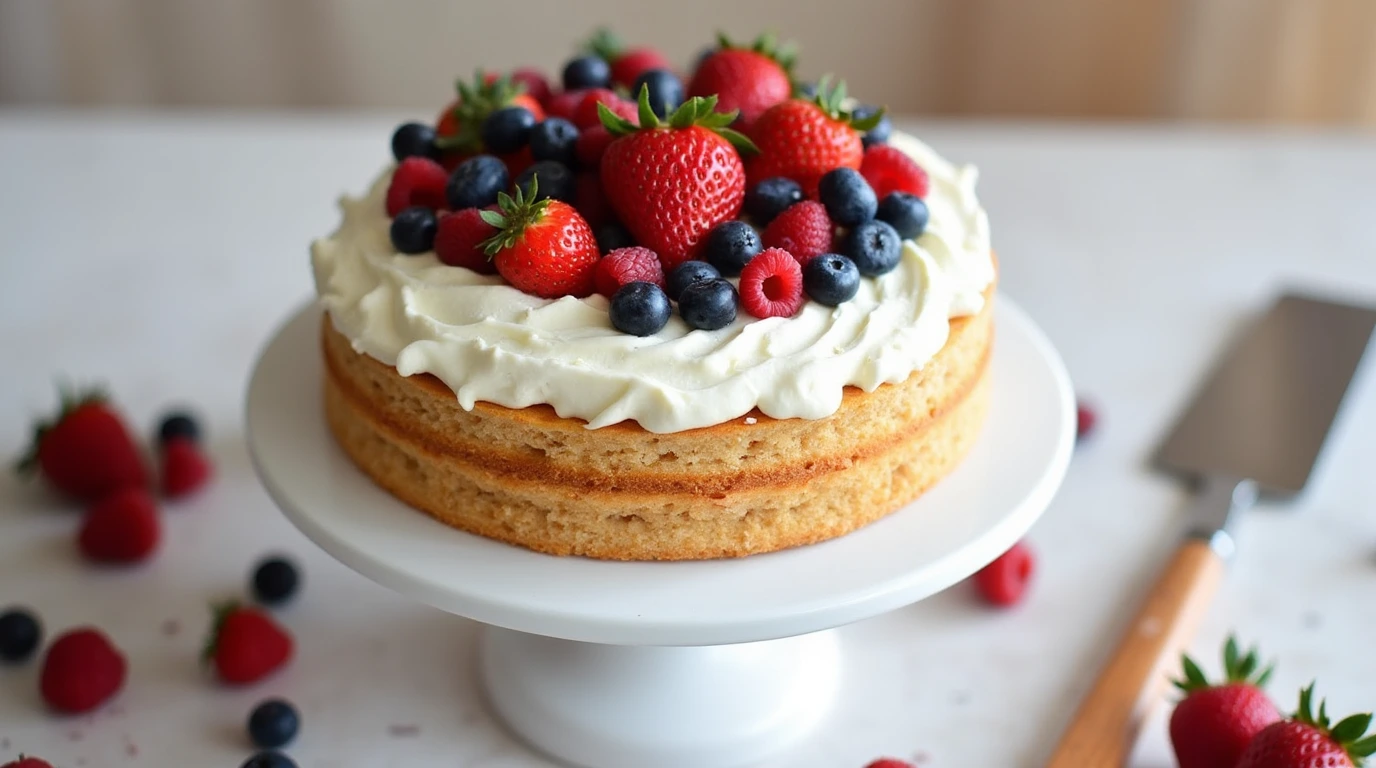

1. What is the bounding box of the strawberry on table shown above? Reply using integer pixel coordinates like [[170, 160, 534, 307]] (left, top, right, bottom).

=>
[[479, 180, 601, 298], [585, 28, 673, 90], [160, 436, 213, 499], [688, 32, 796, 126], [78, 487, 161, 563], [204, 603, 293, 686], [1237, 684, 1376, 768], [16, 387, 147, 501], [747, 77, 885, 198], [2, 757, 55, 768], [39, 627, 126, 714], [1169, 636, 1282, 768]]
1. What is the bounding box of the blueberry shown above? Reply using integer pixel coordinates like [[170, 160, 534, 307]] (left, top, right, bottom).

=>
[[480, 106, 537, 154], [609, 282, 672, 336], [529, 118, 580, 167], [389, 206, 438, 254], [701, 221, 762, 277], [0, 608, 41, 663], [632, 69, 684, 118], [745, 178, 804, 227], [803, 254, 861, 306], [665, 260, 721, 302], [390, 122, 440, 162], [252, 556, 300, 606], [562, 55, 611, 90], [876, 192, 929, 240], [446, 154, 509, 210], [795, 81, 819, 99], [853, 105, 892, 148], [515, 161, 575, 203], [839, 219, 902, 276], [248, 699, 300, 749], [240, 752, 297, 768], [678, 278, 738, 331], [817, 168, 877, 227], [157, 411, 201, 446], [594, 222, 635, 253]]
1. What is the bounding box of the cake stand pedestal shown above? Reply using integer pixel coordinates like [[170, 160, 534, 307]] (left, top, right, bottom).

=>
[[245, 298, 1075, 768]]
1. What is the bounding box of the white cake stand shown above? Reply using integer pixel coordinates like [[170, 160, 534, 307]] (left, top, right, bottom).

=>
[[245, 297, 1075, 768]]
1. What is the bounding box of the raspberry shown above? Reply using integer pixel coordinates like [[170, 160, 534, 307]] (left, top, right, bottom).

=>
[[973, 541, 1035, 607], [385, 157, 449, 217], [739, 248, 803, 319], [594, 247, 665, 298], [1077, 399, 1099, 440], [863, 760, 915, 768], [161, 436, 213, 499], [576, 125, 617, 169], [434, 208, 498, 274], [40, 627, 126, 714], [860, 145, 931, 200], [762, 201, 834, 265], [573, 88, 625, 129], [545, 89, 588, 121]]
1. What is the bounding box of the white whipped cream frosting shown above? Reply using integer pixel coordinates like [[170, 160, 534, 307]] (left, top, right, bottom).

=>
[[311, 131, 995, 433]]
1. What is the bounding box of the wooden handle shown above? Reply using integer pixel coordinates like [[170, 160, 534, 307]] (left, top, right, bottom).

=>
[[1045, 539, 1225, 768]]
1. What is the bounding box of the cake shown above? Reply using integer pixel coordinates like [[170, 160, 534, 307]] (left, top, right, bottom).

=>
[[310, 31, 997, 560]]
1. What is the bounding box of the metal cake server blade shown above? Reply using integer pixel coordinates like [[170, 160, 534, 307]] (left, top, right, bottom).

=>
[[1047, 291, 1376, 767]]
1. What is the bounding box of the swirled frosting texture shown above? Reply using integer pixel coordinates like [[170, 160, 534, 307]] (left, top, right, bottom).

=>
[[311, 131, 995, 433]]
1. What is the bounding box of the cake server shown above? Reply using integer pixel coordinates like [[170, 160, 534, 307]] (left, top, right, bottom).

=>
[[1046, 291, 1376, 767]]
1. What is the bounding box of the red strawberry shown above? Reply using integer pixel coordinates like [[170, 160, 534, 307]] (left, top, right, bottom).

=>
[[860, 144, 931, 200], [739, 247, 804, 318], [575, 124, 616, 168], [385, 157, 449, 217], [973, 541, 1035, 606], [1169, 637, 1282, 768], [204, 603, 293, 686], [762, 201, 833, 265], [1237, 685, 1376, 768], [435, 208, 499, 273], [510, 67, 552, 107], [546, 88, 589, 121], [688, 33, 796, 126], [594, 247, 665, 298], [599, 91, 756, 269], [79, 487, 160, 563], [586, 28, 674, 89], [39, 627, 126, 714], [160, 436, 212, 499], [573, 172, 613, 230], [479, 183, 600, 298], [3, 757, 55, 768], [573, 88, 626, 130], [16, 388, 147, 501], [434, 71, 546, 163], [747, 78, 884, 197]]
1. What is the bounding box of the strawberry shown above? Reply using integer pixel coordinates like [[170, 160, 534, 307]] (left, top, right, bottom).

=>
[[78, 487, 160, 563], [688, 33, 796, 126], [586, 28, 674, 90], [599, 90, 757, 269], [435, 71, 546, 162], [3, 757, 55, 768], [385, 157, 449, 217], [762, 200, 834, 265], [160, 436, 212, 499], [1237, 684, 1376, 768], [860, 144, 931, 200], [1169, 636, 1282, 768], [479, 181, 600, 298], [739, 247, 804, 318], [39, 627, 126, 714], [510, 67, 552, 107], [594, 247, 665, 298], [435, 207, 499, 273], [204, 603, 293, 685], [575, 124, 616, 168], [16, 387, 147, 501], [747, 78, 885, 198]]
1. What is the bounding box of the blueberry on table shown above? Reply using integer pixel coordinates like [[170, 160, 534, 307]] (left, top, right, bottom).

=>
[[610, 282, 672, 336], [390, 121, 440, 162], [562, 55, 611, 90], [389, 206, 438, 254], [529, 118, 580, 167], [839, 219, 902, 277], [446, 154, 510, 210], [701, 220, 762, 277], [875, 192, 929, 240], [248, 698, 300, 749], [818, 167, 878, 227], [595, 222, 635, 253], [852, 105, 892, 147], [240, 751, 297, 768], [252, 556, 301, 606], [745, 177, 804, 227], [803, 254, 861, 306], [665, 260, 721, 302], [481, 106, 537, 154], [631, 69, 684, 118], [678, 278, 739, 331], [0, 607, 41, 663], [157, 411, 202, 446], [515, 161, 576, 203]]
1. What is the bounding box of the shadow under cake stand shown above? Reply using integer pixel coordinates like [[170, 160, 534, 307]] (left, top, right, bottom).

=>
[[245, 298, 1075, 768]]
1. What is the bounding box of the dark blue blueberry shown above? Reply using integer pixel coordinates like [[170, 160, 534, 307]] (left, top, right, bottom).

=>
[[252, 556, 300, 606], [745, 177, 804, 227], [240, 752, 297, 768], [632, 69, 684, 119], [446, 154, 509, 210], [595, 222, 636, 253], [157, 411, 201, 446], [515, 161, 575, 203], [701, 221, 762, 277], [802, 254, 861, 306], [839, 219, 902, 276], [875, 192, 929, 240], [678, 278, 738, 331], [817, 168, 877, 227], [562, 55, 611, 90], [390, 122, 441, 162], [389, 206, 438, 254], [665, 260, 721, 302], [0, 608, 41, 663], [529, 118, 580, 167], [853, 105, 891, 148], [795, 81, 819, 99], [248, 699, 300, 749], [609, 282, 672, 336], [480, 106, 537, 154]]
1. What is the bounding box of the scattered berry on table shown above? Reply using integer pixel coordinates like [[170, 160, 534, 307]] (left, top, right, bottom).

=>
[[0, 607, 42, 663], [479, 182, 600, 298], [665, 260, 721, 302], [595, 222, 636, 253], [390, 121, 440, 162], [384, 156, 448, 216], [609, 282, 673, 337], [510, 67, 552, 106], [701, 220, 762, 277], [860, 144, 931, 200], [160, 436, 213, 499], [803, 254, 861, 307], [1169, 636, 1281, 768], [763, 200, 834, 266], [545, 88, 589, 122], [252, 555, 301, 606], [1235, 684, 1375, 768], [876, 192, 929, 240], [248, 698, 300, 749], [445, 154, 510, 210], [595, 247, 665, 298], [838, 219, 902, 276], [573, 172, 613, 229], [575, 124, 616, 168], [514, 161, 576, 203], [818, 167, 878, 228], [972, 541, 1035, 607], [585, 28, 673, 89], [480, 106, 537, 154], [562, 55, 611, 91], [529, 118, 580, 167], [434, 208, 499, 273], [240, 752, 297, 768], [2, 757, 55, 768], [745, 177, 804, 227], [688, 33, 796, 125], [1076, 400, 1099, 440], [39, 627, 126, 714], [631, 69, 684, 118], [204, 603, 294, 685], [863, 760, 914, 768], [678, 278, 739, 331], [739, 248, 804, 319], [79, 487, 160, 564], [852, 105, 892, 148], [389, 206, 439, 254], [16, 388, 147, 502], [747, 78, 882, 197], [156, 411, 201, 446]]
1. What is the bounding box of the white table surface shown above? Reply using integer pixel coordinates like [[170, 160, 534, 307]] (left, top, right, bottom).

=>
[[1, 110, 1374, 768]]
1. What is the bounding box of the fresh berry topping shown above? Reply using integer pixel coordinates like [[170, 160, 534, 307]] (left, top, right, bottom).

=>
[[1237, 684, 1375, 768], [573, 88, 631, 130], [803, 253, 860, 306], [852, 105, 892, 148], [2, 757, 55, 768], [838, 219, 902, 276], [739, 248, 804, 319], [573, 172, 613, 229], [79, 487, 160, 564], [385, 156, 449, 217], [16, 387, 148, 501], [701, 220, 763, 276], [434, 208, 499, 273], [446, 154, 510, 210], [595, 222, 636, 252], [39, 627, 126, 714], [762, 200, 834, 265], [546, 88, 588, 121], [585, 28, 674, 89], [241, 752, 297, 768], [610, 282, 673, 336], [390, 122, 441, 162], [863, 760, 914, 768], [678, 278, 739, 331], [1170, 636, 1281, 768], [665, 260, 721, 302], [595, 247, 665, 298], [0, 607, 42, 663], [515, 160, 576, 203], [248, 698, 300, 749], [252, 555, 301, 606], [860, 144, 931, 199], [510, 67, 552, 106], [480, 181, 600, 298], [575, 124, 616, 168], [530, 118, 580, 166], [204, 602, 294, 685], [562, 55, 611, 91], [818, 167, 878, 227], [389, 206, 439, 254], [433, 71, 545, 158], [973, 541, 1035, 607], [1076, 400, 1099, 440], [745, 177, 805, 226], [875, 192, 929, 240], [161, 436, 213, 499], [746, 78, 882, 197], [156, 411, 201, 446], [688, 32, 796, 125], [632, 70, 684, 118], [480, 106, 537, 154]]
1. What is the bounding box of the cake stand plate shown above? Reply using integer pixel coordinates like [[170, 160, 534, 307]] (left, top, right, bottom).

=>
[[246, 297, 1075, 768]]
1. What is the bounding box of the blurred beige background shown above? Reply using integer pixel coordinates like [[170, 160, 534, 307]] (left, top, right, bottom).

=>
[[2, 0, 1373, 125]]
